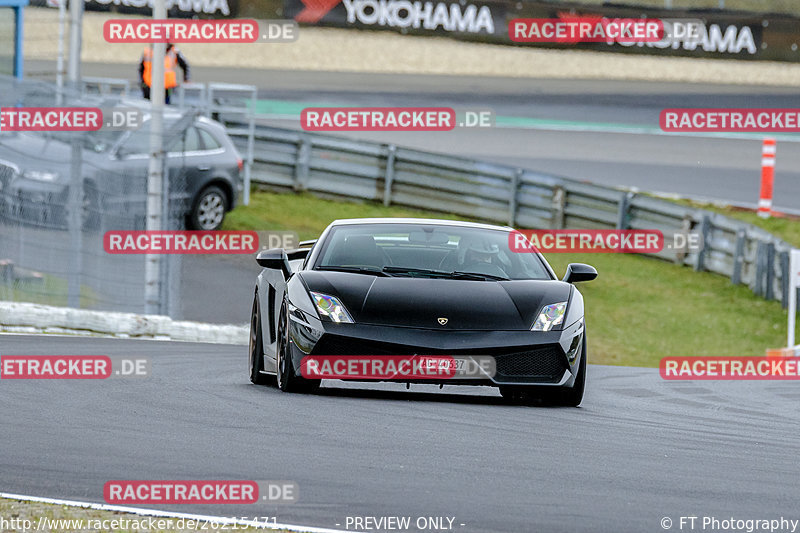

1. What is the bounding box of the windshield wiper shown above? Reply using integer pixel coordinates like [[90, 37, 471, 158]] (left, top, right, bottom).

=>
[[382, 266, 452, 277], [316, 266, 388, 276], [382, 266, 509, 281], [450, 270, 509, 281]]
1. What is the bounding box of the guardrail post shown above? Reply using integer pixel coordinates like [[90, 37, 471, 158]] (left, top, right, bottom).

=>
[[616, 192, 633, 230], [694, 215, 711, 272], [765, 242, 776, 300], [731, 228, 746, 284], [753, 241, 765, 296], [383, 144, 396, 207], [551, 186, 565, 229], [780, 250, 790, 309], [295, 137, 311, 191], [509, 169, 522, 226], [674, 216, 692, 265]]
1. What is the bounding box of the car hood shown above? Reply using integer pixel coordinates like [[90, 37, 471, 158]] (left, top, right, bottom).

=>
[[299, 271, 572, 331]]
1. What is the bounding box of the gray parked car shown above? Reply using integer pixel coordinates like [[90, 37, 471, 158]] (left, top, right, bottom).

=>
[[0, 107, 242, 231]]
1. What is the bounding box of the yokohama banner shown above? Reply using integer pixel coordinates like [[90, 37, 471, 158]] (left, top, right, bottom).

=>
[[282, 0, 800, 62], [37, 0, 799, 60]]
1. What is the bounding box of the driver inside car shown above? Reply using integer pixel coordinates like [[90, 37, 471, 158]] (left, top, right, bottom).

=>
[[458, 236, 508, 278]]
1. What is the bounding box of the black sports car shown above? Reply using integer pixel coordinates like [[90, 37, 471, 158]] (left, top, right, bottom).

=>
[[248, 218, 597, 406]]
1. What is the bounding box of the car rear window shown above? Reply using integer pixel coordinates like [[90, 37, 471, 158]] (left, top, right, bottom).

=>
[[198, 128, 222, 150]]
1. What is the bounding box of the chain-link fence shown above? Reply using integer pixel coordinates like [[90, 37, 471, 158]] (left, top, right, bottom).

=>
[[0, 75, 203, 316]]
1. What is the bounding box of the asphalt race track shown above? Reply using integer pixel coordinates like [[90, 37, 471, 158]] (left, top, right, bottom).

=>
[[2, 335, 800, 533], [7, 66, 800, 532]]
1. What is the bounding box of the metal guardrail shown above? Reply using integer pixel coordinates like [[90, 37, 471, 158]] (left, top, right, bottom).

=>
[[2, 73, 793, 312], [219, 119, 795, 307]]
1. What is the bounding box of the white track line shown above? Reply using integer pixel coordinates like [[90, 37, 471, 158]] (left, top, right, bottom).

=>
[[0, 492, 349, 533]]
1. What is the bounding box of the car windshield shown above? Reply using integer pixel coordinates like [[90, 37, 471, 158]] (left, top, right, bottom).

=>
[[46, 115, 191, 155], [315, 223, 551, 280]]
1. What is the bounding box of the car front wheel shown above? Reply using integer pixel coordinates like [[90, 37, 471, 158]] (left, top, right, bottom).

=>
[[554, 334, 587, 407], [500, 332, 587, 407], [276, 303, 320, 393], [189, 185, 227, 230], [249, 294, 270, 385]]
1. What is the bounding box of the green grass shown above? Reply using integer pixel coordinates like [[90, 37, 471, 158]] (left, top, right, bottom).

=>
[[0, 274, 98, 308], [671, 198, 800, 248], [546, 253, 786, 367], [223, 189, 791, 367], [223, 191, 469, 241]]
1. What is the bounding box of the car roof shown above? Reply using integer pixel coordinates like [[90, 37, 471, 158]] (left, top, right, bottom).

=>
[[113, 99, 222, 127], [329, 218, 514, 232]]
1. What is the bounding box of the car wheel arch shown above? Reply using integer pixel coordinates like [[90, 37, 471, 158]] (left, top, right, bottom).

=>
[[196, 177, 233, 211]]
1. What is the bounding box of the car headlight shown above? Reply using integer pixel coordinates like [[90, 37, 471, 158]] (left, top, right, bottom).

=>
[[23, 170, 59, 182], [310, 292, 354, 323], [532, 301, 567, 331]]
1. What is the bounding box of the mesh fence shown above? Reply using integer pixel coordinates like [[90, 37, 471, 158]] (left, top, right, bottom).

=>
[[0, 75, 197, 316]]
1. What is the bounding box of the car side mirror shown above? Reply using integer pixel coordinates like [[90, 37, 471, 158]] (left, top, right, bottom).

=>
[[256, 248, 291, 278], [563, 263, 597, 283]]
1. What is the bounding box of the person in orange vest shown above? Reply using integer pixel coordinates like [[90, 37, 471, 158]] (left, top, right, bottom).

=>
[[138, 43, 190, 105]]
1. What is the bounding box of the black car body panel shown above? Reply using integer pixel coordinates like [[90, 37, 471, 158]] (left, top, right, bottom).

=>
[[300, 271, 573, 331]]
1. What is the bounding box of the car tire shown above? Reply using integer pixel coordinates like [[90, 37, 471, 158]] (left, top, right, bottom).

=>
[[276, 303, 320, 393], [249, 293, 270, 385], [541, 332, 587, 407], [188, 185, 227, 231], [557, 334, 587, 407], [500, 332, 587, 407]]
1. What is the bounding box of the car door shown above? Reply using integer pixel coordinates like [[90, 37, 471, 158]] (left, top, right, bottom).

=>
[[108, 127, 156, 229], [165, 125, 208, 225], [167, 125, 222, 221]]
